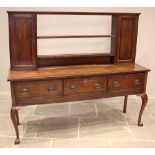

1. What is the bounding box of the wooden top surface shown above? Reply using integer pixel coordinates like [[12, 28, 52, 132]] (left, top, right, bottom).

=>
[[8, 64, 150, 81], [7, 11, 141, 16]]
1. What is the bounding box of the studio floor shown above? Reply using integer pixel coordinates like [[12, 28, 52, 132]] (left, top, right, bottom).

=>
[[0, 97, 155, 148]]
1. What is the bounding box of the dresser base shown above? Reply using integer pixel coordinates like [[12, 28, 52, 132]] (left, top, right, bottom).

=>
[[8, 64, 150, 144]]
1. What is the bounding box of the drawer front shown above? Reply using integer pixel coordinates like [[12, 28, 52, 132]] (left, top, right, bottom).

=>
[[14, 80, 62, 98], [64, 77, 106, 95], [108, 73, 145, 92]]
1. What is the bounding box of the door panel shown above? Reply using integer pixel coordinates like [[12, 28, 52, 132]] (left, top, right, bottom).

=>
[[9, 14, 37, 70]]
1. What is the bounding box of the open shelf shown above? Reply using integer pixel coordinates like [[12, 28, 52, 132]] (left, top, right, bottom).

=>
[[37, 12, 114, 57]]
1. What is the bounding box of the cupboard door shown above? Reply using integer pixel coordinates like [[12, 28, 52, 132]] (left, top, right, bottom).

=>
[[9, 14, 37, 70], [115, 15, 139, 63]]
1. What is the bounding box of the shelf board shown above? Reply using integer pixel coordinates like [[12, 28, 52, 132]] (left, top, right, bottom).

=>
[[7, 11, 141, 16], [37, 35, 116, 39]]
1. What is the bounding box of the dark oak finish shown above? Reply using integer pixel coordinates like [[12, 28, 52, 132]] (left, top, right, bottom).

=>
[[7, 11, 150, 144], [138, 93, 148, 126], [123, 95, 128, 113], [38, 54, 114, 67], [14, 80, 62, 98], [8, 64, 149, 81], [108, 73, 145, 93], [114, 15, 139, 63], [8, 13, 37, 70], [7, 11, 140, 15], [8, 11, 140, 68], [10, 107, 20, 144], [64, 77, 106, 95]]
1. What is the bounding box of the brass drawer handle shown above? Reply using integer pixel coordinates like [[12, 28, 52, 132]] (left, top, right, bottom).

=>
[[94, 83, 101, 89], [69, 84, 77, 90], [48, 85, 55, 91], [114, 80, 120, 87], [21, 88, 29, 94], [134, 79, 140, 85]]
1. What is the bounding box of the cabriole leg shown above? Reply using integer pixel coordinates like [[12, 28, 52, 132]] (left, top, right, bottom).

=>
[[138, 93, 148, 127], [10, 106, 20, 144], [15, 109, 20, 125], [123, 95, 128, 113]]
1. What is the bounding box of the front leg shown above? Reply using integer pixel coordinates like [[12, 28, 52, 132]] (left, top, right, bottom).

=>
[[10, 106, 20, 144], [15, 108, 20, 125], [138, 93, 148, 126]]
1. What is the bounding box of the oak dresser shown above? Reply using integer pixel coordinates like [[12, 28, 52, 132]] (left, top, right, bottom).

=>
[[7, 11, 150, 144]]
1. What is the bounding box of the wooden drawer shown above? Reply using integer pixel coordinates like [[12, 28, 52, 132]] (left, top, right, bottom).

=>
[[64, 77, 106, 95], [14, 80, 62, 98], [108, 73, 145, 92]]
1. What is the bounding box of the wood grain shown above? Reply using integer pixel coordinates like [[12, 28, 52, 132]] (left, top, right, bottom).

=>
[[8, 64, 150, 81], [7, 11, 150, 145], [7, 11, 141, 16], [8, 13, 37, 70], [64, 76, 106, 95], [108, 73, 145, 92], [14, 80, 62, 98], [38, 54, 114, 67]]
